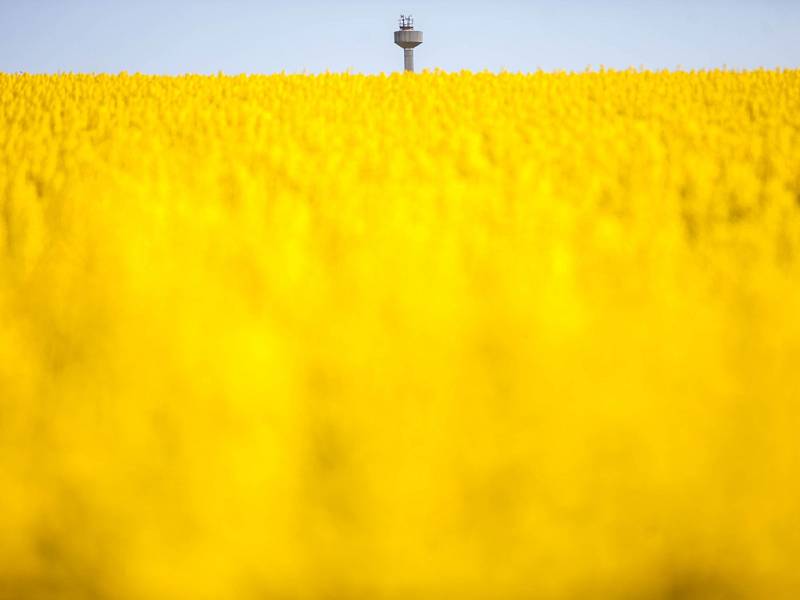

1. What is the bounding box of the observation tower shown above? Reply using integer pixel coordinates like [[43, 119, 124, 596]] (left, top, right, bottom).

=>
[[394, 15, 423, 72]]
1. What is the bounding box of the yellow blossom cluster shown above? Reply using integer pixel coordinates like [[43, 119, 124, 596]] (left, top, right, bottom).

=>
[[1, 70, 800, 599]]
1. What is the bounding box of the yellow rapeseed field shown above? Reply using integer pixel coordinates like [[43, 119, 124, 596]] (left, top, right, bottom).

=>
[[1, 70, 800, 599]]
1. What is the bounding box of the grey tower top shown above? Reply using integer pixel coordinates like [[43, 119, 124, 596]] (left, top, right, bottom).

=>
[[394, 15, 423, 72]]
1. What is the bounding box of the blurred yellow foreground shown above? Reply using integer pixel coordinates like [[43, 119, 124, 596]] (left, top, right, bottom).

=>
[[1, 71, 799, 599]]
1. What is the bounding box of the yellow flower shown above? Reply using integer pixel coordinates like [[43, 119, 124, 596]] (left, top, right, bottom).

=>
[[1, 70, 799, 599]]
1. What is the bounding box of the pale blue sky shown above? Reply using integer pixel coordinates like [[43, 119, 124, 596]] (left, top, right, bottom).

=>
[[1, 0, 798, 74]]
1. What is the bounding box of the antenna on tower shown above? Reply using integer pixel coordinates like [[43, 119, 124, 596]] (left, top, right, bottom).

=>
[[399, 15, 414, 30], [394, 15, 423, 72]]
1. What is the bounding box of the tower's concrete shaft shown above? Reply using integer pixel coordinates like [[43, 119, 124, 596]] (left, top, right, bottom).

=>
[[404, 48, 415, 72], [394, 23, 423, 72]]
